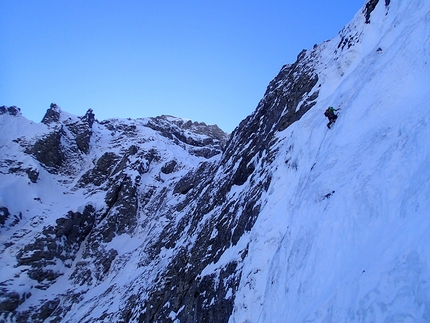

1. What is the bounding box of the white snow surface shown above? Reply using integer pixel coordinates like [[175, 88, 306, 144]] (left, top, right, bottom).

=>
[[230, 1, 430, 322]]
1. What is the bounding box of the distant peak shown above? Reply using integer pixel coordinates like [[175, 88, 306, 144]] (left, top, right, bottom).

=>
[[82, 108, 96, 128], [42, 103, 62, 124], [0, 105, 21, 117]]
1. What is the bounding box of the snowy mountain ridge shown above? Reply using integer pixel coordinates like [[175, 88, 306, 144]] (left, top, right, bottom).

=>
[[1, 0, 430, 322]]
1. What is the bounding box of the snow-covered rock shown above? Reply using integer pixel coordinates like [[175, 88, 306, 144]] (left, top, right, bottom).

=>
[[1, 0, 430, 322]]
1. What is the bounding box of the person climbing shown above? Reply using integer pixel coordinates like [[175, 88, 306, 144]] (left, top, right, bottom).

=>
[[324, 106, 338, 129]]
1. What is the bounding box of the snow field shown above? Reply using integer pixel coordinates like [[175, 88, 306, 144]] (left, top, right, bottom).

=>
[[231, 0, 430, 322]]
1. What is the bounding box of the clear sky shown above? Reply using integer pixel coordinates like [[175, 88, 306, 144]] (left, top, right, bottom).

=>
[[1, 1, 364, 132]]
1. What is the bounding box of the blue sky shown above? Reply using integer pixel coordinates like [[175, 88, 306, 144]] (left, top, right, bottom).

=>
[[1, 1, 364, 132]]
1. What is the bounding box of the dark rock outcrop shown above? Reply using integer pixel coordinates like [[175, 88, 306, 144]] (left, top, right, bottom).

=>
[[41, 103, 61, 124], [24, 104, 96, 174], [16, 205, 96, 287], [0, 106, 21, 116], [78, 152, 121, 187], [29, 131, 64, 172], [147, 115, 229, 158], [68, 108, 95, 154], [25, 167, 39, 183], [0, 207, 10, 226], [161, 160, 177, 174], [83, 108, 95, 128], [364, 0, 380, 23], [0, 206, 22, 229], [0, 291, 23, 312]]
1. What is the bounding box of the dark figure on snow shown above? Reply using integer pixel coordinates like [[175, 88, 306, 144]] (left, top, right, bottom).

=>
[[324, 106, 338, 129]]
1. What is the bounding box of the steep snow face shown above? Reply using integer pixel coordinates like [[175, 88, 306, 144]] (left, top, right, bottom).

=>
[[231, 0, 430, 322]]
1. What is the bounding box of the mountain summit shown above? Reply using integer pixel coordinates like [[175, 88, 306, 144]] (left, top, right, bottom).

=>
[[1, 0, 430, 322]]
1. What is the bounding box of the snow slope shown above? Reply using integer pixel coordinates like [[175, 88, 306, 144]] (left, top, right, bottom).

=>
[[231, 0, 430, 322], [1, 0, 430, 322]]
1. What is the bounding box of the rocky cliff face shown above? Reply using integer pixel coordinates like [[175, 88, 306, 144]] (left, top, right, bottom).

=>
[[3, 49, 317, 321], [1, 0, 429, 322], [0, 45, 320, 321], [0, 104, 231, 322]]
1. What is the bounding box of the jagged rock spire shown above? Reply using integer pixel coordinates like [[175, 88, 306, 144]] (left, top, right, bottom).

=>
[[41, 103, 61, 124], [83, 108, 95, 128]]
